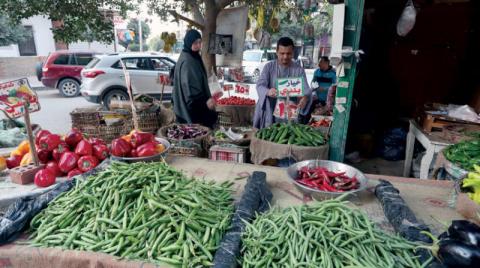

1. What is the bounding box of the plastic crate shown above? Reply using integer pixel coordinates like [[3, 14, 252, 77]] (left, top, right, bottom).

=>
[[209, 145, 246, 163]]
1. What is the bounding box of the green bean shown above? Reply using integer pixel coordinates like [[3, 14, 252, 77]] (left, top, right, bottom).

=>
[[30, 161, 234, 266], [241, 198, 430, 268]]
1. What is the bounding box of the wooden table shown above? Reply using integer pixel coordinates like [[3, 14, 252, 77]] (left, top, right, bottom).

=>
[[403, 120, 452, 179]]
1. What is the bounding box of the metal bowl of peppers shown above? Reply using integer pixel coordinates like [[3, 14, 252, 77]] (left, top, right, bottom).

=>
[[110, 137, 170, 163], [286, 160, 369, 199]]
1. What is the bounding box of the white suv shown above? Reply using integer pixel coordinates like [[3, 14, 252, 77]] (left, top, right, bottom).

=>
[[242, 49, 277, 82], [80, 53, 175, 108]]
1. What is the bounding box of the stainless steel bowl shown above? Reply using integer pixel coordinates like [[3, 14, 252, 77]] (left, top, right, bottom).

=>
[[110, 137, 170, 163], [286, 160, 369, 200]]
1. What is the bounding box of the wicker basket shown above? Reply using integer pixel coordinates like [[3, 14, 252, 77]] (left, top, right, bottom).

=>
[[157, 124, 211, 157], [217, 112, 234, 128], [126, 111, 161, 133], [77, 124, 132, 143], [71, 107, 103, 126], [216, 105, 255, 127]]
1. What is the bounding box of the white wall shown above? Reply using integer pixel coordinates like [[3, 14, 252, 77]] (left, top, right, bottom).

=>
[[21, 15, 56, 56], [0, 45, 20, 57]]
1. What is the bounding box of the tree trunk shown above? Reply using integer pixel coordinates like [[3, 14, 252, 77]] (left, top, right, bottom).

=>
[[201, 4, 219, 77]]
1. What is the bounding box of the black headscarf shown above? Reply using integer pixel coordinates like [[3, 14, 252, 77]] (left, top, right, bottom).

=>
[[183, 29, 206, 74]]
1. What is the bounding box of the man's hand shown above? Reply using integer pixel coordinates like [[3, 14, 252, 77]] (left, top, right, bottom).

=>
[[267, 88, 277, 97], [206, 98, 216, 110], [298, 96, 308, 109]]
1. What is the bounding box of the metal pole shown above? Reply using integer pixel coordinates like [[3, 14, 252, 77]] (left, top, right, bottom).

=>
[[138, 18, 143, 52], [114, 27, 118, 52]]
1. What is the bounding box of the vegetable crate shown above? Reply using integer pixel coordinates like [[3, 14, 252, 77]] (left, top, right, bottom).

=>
[[209, 145, 247, 163]]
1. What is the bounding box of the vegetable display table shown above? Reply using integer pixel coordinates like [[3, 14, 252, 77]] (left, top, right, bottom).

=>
[[403, 120, 452, 179], [0, 156, 472, 267]]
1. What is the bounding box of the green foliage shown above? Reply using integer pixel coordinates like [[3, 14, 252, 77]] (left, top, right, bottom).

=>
[[0, 15, 30, 46], [0, 0, 135, 44], [148, 35, 165, 51], [128, 43, 140, 51]]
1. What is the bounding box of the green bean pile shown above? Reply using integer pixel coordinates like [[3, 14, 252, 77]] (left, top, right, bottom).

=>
[[30, 161, 234, 267], [241, 199, 429, 268]]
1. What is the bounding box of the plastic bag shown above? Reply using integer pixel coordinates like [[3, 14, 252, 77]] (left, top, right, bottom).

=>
[[448, 104, 480, 123], [397, 0, 417, 37], [378, 128, 407, 161], [212, 171, 273, 267]]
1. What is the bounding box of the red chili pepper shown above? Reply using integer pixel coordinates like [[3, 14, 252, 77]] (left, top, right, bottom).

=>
[[39, 134, 62, 151], [52, 142, 70, 161], [34, 169, 56, 187], [67, 168, 83, 179], [35, 130, 51, 146], [136, 141, 157, 157], [111, 138, 132, 157], [58, 151, 79, 173], [77, 155, 99, 172], [131, 131, 154, 148], [37, 149, 52, 164], [75, 140, 93, 156], [45, 161, 63, 177], [93, 144, 109, 160], [65, 128, 83, 148]]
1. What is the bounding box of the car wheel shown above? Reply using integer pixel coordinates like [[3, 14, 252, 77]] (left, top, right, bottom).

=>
[[58, 78, 80, 97], [252, 69, 260, 82], [103, 89, 129, 110]]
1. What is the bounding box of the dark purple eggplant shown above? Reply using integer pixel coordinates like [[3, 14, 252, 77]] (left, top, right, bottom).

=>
[[438, 239, 480, 267], [439, 231, 450, 240], [448, 220, 480, 247]]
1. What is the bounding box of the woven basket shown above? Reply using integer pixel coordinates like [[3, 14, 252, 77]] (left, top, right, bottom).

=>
[[70, 107, 103, 126], [77, 124, 132, 143], [157, 124, 211, 157], [216, 104, 255, 127], [126, 111, 161, 133]]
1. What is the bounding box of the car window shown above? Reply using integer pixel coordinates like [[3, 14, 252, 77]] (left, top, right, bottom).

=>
[[85, 57, 101, 68], [243, 51, 262, 62], [53, 54, 69, 65], [150, 58, 170, 71], [266, 52, 277, 61], [112, 58, 152, 70], [75, 54, 93, 66]]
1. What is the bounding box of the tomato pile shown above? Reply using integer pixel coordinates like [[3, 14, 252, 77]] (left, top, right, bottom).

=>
[[295, 166, 360, 192], [309, 118, 331, 128], [216, 96, 255, 106]]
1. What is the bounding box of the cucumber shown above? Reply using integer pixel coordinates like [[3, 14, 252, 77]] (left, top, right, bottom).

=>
[[269, 128, 278, 141]]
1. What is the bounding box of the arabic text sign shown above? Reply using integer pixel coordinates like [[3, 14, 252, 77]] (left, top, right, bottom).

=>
[[157, 73, 170, 85], [276, 77, 304, 97], [235, 84, 250, 95], [0, 78, 40, 118]]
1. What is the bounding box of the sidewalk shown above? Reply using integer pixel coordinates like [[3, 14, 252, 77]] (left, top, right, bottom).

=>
[[0, 76, 45, 89]]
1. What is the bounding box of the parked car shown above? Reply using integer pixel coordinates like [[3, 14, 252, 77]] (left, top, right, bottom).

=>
[[223, 49, 277, 83], [37, 50, 97, 97], [80, 53, 175, 109]]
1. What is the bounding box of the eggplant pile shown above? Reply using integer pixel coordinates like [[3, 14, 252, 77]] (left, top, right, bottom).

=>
[[434, 220, 480, 267], [166, 125, 208, 140]]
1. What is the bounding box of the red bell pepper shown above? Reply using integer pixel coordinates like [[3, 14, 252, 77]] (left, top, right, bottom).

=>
[[93, 144, 109, 160], [52, 142, 70, 161], [6, 155, 22, 169], [77, 155, 99, 172], [75, 140, 93, 156], [88, 137, 106, 146], [39, 134, 62, 151], [111, 138, 132, 157], [45, 161, 63, 177], [34, 169, 56, 187], [136, 141, 157, 157], [65, 128, 83, 148], [67, 168, 83, 179], [37, 149, 52, 164], [131, 131, 154, 148], [58, 151, 79, 173], [35, 130, 51, 146]]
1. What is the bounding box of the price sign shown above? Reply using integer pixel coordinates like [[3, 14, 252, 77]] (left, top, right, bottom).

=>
[[276, 77, 304, 97], [0, 78, 40, 118], [235, 84, 250, 95], [157, 73, 170, 85], [223, 84, 233, 91], [273, 99, 299, 119]]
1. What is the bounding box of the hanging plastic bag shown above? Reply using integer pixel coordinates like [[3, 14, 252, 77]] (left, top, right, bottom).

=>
[[397, 0, 417, 37]]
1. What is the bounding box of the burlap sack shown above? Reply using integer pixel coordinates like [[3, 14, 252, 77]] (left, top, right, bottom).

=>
[[250, 133, 329, 165]]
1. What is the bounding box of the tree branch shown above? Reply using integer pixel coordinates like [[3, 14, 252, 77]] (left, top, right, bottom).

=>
[[168, 10, 204, 30], [215, 0, 235, 9], [185, 0, 205, 25]]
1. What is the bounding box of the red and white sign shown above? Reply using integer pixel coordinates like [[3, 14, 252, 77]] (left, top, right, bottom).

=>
[[235, 84, 250, 95], [157, 74, 170, 85], [273, 99, 298, 119], [223, 84, 233, 92], [0, 78, 40, 118]]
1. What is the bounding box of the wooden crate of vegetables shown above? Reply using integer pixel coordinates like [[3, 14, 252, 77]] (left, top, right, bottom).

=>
[[250, 123, 329, 165], [215, 96, 256, 127]]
